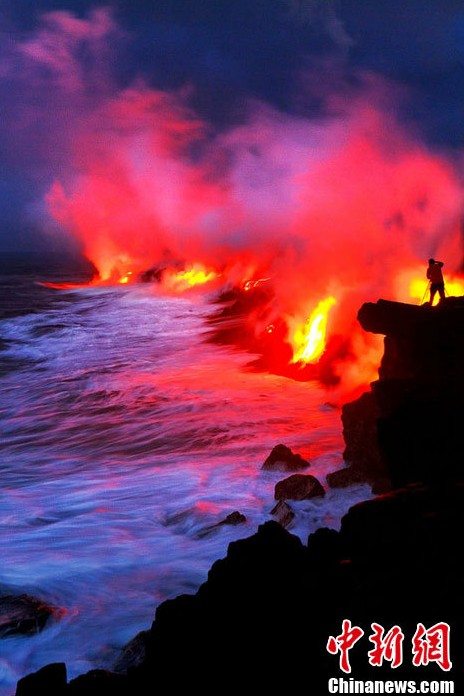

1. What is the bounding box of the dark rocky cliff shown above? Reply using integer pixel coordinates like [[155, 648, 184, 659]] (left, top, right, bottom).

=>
[[330, 297, 464, 491]]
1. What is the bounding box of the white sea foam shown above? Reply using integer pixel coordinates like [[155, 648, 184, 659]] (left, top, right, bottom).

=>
[[0, 283, 371, 694]]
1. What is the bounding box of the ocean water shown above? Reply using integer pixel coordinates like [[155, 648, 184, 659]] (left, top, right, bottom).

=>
[[0, 255, 371, 694]]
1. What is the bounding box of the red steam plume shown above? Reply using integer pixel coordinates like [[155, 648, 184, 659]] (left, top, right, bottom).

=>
[[13, 9, 464, 396]]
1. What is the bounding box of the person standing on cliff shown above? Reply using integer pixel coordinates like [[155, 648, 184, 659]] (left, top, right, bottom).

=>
[[426, 258, 445, 305]]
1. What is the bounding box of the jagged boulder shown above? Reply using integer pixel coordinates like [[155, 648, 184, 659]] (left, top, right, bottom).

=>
[[269, 499, 295, 528], [67, 670, 127, 695], [274, 474, 325, 500], [113, 631, 149, 674], [197, 510, 247, 538], [16, 663, 67, 696], [219, 511, 246, 525], [0, 594, 57, 638], [261, 444, 309, 472]]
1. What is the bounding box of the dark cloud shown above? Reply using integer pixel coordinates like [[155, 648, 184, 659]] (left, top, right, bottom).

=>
[[339, 0, 464, 145]]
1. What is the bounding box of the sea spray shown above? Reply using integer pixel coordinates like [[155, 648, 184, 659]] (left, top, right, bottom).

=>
[[0, 274, 370, 694]]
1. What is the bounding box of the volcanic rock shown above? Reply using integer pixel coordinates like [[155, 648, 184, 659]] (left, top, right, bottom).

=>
[[330, 297, 464, 489], [219, 511, 247, 525], [306, 527, 342, 565], [113, 631, 149, 674], [326, 464, 373, 488], [139, 493, 464, 689], [16, 485, 464, 692], [0, 594, 56, 638], [341, 393, 383, 477], [360, 298, 464, 381], [274, 473, 325, 500], [262, 444, 309, 472], [197, 510, 247, 538], [67, 670, 127, 695], [270, 499, 295, 528], [16, 663, 67, 696]]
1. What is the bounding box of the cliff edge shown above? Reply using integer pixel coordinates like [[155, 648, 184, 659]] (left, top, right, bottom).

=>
[[329, 296, 464, 491]]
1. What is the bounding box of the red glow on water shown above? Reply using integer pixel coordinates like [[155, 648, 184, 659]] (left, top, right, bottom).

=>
[[194, 501, 221, 515], [38, 281, 91, 290], [38, 269, 137, 289]]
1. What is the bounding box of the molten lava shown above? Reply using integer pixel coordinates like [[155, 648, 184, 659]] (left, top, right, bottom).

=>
[[290, 297, 337, 365], [119, 271, 133, 284], [161, 264, 218, 293], [243, 278, 271, 292], [176, 267, 216, 286]]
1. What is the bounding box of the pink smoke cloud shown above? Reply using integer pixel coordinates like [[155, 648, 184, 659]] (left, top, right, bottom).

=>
[[5, 6, 464, 394], [19, 7, 119, 93]]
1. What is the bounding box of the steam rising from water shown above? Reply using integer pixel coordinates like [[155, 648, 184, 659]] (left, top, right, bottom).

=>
[[2, 6, 463, 393]]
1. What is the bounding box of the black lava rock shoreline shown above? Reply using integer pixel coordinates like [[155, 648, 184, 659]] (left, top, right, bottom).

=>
[[15, 298, 464, 694]]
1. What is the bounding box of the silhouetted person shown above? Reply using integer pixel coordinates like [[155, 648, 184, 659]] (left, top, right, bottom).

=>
[[426, 258, 445, 305]]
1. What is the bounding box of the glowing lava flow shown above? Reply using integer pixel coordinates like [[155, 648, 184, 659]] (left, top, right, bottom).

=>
[[176, 267, 216, 286], [243, 277, 271, 291], [119, 271, 133, 284], [290, 297, 337, 365], [161, 264, 218, 293]]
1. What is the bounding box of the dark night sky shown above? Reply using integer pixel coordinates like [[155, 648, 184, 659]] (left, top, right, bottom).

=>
[[1, 0, 463, 253]]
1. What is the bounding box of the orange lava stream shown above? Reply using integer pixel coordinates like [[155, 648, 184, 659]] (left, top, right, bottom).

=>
[[161, 264, 218, 292], [289, 296, 337, 365]]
